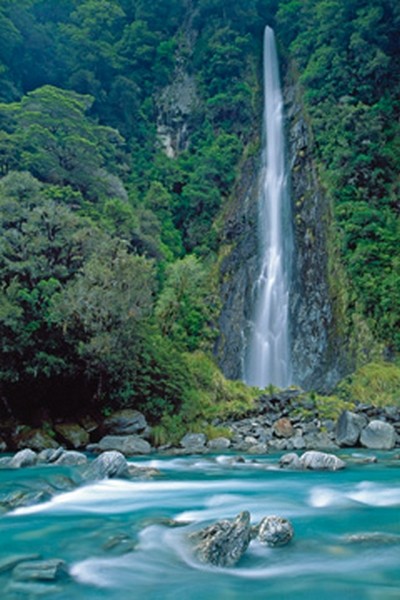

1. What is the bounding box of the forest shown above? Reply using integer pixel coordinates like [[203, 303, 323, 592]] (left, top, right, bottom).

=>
[[0, 0, 399, 437]]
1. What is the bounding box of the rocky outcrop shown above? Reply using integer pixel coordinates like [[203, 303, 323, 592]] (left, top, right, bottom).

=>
[[81, 451, 130, 481], [189, 511, 294, 567], [103, 409, 148, 436], [189, 511, 251, 567], [54, 423, 89, 449]]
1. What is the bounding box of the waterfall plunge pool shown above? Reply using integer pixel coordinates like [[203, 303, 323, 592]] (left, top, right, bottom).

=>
[[1, 451, 399, 599]]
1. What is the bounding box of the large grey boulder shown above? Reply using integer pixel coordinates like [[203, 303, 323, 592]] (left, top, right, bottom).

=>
[[300, 450, 346, 471], [279, 453, 304, 470], [335, 411, 367, 447], [189, 511, 251, 567], [103, 409, 147, 435], [9, 449, 37, 468], [37, 447, 65, 464], [12, 559, 68, 581], [82, 451, 130, 480], [180, 433, 207, 451], [360, 420, 396, 450], [94, 435, 152, 456], [257, 516, 294, 547], [207, 437, 231, 451]]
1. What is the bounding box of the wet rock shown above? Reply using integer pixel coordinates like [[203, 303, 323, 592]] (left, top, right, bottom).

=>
[[12, 559, 68, 581], [53, 451, 88, 466], [9, 449, 37, 468], [335, 411, 367, 447], [257, 515, 294, 547], [0, 554, 41, 573], [300, 450, 346, 471], [82, 451, 130, 480], [127, 465, 161, 479], [189, 511, 251, 567], [360, 420, 396, 450], [273, 417, 294, 438], [345, 532, 400, 545], [180, 433, 207, 451], [6, 581, 62, 597], [102, 533, 136, 555], [207, 437, 231, 451], [54, 423, 89, 449], [103, 409, 147, 435], [0, 437, 7, 452], [0, 456, 12, 468], [0, 489, 52, 512], [37, 447, 65, 464], [279, 453, 304, 470], [93, 435, 152, 456]]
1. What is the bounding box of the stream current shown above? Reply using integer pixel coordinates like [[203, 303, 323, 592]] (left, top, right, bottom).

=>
[[1, 451, 399, 599]]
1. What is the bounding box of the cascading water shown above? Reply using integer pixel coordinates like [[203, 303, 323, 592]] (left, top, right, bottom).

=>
[[243, 26, 292, 389]]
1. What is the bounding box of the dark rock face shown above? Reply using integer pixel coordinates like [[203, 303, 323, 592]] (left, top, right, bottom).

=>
[[214, 157, 259, 380], [215, 69, 349, 391], [360, 420, 396, 449], [285, 79, 347, 392], [189, 511, 251, 567], [54, 423, 89, 449], [257, 516, 294, 547]]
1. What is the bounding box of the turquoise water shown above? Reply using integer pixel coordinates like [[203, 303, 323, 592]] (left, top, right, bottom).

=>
[[1, 452, 399, 599]]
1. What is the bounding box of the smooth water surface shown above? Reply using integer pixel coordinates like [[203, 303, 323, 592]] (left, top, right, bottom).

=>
[[1, 452, 399, 599]]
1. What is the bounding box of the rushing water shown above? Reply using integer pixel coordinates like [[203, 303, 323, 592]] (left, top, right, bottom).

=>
[[244, 26, 292, 389], [1, 451, 399, 599]]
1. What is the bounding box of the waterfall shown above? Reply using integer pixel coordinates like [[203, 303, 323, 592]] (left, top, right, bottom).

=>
[[243, 26, 292, 389]]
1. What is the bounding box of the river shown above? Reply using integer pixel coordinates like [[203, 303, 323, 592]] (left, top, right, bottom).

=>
[[1, 451, 399, 599]]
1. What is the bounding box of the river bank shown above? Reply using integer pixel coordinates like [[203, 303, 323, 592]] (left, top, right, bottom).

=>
[[1, 389, 399, 456]]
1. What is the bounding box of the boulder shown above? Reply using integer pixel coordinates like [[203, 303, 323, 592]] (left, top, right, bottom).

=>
[[9, 449, 37, 468], [335, 411, 367, 447], [207, 437, 231, 451], [82, 451, 130, 480], [273, 417, 294, 438], [189, 511, 251, 567], [37, 447, 65, 464], [257, 516, 294, 547], [54, 451, 88, 466], [300, 450, 346, 471], [103, 409, 147, 435], [93, 435, 152, 456], [180, 433, 207, 451], [12, 559, 68, 581], [54, 423, 89, 449], [360, 420, 396, 450], [279, 453, 304, 470]]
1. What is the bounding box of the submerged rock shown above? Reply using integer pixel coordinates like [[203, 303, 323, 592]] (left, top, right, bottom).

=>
[[360, 420, 396, 450], [37, 447, 65, 464], [300, 450, 346, 471], [0, 554, 41, 574], [189, 511, 251, 567], [257, 515, 294, 547], [12, 559, 68, 581]]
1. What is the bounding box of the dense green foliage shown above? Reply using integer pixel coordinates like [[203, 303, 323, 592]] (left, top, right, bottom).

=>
[[0, 0, 398, 424]]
